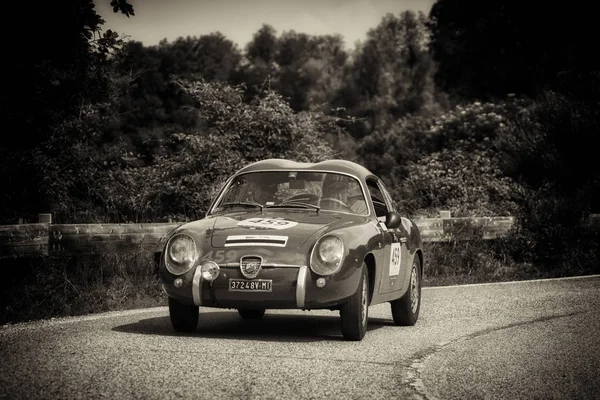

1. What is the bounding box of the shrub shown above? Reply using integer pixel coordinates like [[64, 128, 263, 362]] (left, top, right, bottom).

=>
[[32, 80, 340, 223], [495, 85, 600, 273], [0, 254, 163, 325], [358, 99, 529, 216], [403, 148, 522, 217]]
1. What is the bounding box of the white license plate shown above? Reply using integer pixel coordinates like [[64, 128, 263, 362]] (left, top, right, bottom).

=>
[[228, 279, 272, 292]]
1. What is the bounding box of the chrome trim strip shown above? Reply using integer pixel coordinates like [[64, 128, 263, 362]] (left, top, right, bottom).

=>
[[226, 235, 289, 245], [192, 265, 203, 306], [222, 263, 300, 268], [296, 265, 308, 308], [225, 242, 287, 247]]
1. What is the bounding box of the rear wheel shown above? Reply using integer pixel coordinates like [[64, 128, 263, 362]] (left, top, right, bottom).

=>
[[340, 264, 369, 341], [237, 309, 266, 319], [391, 256, 421, 326], [168, 297, 199, 332]]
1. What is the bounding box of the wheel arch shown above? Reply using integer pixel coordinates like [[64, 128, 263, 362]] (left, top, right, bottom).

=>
[[415, 249, 424, 279], [363, 252, 376, 305]]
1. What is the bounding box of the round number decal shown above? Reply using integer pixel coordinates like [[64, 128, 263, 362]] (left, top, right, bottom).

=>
[[237, 218, 298, 230]]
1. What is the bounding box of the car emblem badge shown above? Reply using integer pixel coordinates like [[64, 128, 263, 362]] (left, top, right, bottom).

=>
[[240, 256, 262, 279]]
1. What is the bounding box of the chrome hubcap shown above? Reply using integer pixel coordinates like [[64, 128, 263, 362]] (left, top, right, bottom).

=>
[[361, 273, 368, 326], [410, 264, 419, 314]]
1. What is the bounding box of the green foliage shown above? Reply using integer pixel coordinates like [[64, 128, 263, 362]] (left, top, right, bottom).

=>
[[1, 0, 124, 150], [428, 0, 597, 100], [0, 253, 161, 325], [32, 79, 339, 223], [111, 36, 242, 161], [110, 0, 135, 17], [358, 100, 529, 216], [275, 32, 348, 111], [404, 149, 521, 217], [336, 11, 440, 137], [157, 34, 242, 82], [494, 82, 600, 272], [497, 87, 600, 197], [0, 0, 133, 223], [422, 234, 563, 287]]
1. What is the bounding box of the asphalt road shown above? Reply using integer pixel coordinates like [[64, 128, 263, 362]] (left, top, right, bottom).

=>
[[1, 275, 599, 400]]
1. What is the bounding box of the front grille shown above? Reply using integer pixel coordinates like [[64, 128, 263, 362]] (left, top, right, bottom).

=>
[[240, 255, 262, 279]]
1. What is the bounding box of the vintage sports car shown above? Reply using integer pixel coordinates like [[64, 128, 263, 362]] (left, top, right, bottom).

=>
[[158, 159, 424, 341]]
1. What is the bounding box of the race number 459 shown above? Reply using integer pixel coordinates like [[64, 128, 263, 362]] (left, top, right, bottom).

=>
[[237, 218, 298, 230], [389, 243, 401, 276]]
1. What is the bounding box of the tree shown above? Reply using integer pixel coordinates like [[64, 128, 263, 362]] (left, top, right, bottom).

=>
[[428, 0, 598, 101], [337, 11, 438, 137], [237, 24, 280, 99], [157, 33, 242, 82], [357, 99, 529, 216], [1, 0, 134, 150], [275, 32, 348, 111], [31, 80, 341, 223], [0, 0, 134, 222]]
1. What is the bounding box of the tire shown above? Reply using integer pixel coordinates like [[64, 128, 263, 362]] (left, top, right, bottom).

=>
[[391, 256, 421, 326], [340, 264, 369, 341], [168, 297, 199, 332], [237, 309, 266, 319]]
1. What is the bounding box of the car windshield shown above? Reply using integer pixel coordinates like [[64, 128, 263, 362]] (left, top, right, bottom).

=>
[[211, 171, 368, 215]]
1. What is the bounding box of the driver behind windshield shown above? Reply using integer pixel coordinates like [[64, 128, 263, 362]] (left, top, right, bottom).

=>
[[320, 174, 349, 211], [247, 182, 278, 206]]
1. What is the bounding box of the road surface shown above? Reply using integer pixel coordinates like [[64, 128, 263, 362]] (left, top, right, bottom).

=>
[[1, 275, 599, 399]]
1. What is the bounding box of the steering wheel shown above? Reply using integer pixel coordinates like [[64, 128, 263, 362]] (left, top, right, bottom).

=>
[[319, 197, 353, 212], [286, 193, 319, 204]]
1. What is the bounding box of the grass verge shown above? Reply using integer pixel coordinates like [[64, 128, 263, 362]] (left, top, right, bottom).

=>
[[0, 253, 164, 325]]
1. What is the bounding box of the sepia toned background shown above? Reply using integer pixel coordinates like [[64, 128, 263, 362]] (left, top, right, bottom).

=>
[[0, 0, 598, 324]]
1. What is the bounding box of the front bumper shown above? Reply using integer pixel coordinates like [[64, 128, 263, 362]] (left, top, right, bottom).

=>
[[161, 262, 362, 310]]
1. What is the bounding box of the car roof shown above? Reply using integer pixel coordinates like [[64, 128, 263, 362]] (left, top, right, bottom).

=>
[[236, 159, 376, 181]]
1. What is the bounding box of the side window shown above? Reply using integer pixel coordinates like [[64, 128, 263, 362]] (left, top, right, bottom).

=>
[[366, 179, 390, 218], [378, 180, 397, 213]]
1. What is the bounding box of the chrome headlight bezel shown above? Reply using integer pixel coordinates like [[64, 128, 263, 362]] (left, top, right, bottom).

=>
[[310, 234, 345, 276], [164, 233, 198, 275]]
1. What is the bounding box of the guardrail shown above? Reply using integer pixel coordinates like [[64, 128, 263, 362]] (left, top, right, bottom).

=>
[[0, 212, 517, 258]]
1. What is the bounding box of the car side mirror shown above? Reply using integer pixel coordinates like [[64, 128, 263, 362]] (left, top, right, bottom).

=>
[[385, 211, 402, 229]]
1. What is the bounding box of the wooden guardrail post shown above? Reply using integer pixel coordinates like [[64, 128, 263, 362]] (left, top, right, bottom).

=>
[[39, 213, 52, 224], [0, 211, 525, 258], [0, 215, 51, 258]]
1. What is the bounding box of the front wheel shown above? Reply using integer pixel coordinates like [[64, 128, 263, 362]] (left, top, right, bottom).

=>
[[168, 297, 199, 332], [390, 256, 421, 326], [238, 309, 266, 319], [340, 264, 369, 341]]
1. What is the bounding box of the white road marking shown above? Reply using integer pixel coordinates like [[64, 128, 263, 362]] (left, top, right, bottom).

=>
[[422, 274, 600, 290]]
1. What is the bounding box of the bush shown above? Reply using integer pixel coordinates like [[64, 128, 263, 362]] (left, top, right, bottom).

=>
[[422, 234, 550, 287], [0, 254, 163, 325], [358, 99, 529, 216], [495, 85, 600, 273], [31, 80, 341, 223]]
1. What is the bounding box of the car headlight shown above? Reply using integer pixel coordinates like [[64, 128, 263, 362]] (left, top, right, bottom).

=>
[[165, 233, 198, 275], [310, 234, 344, 276]]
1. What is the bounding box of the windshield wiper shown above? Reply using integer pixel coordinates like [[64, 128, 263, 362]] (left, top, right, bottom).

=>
[[266, 201, 320, 212], [219, 201, 263, 211]]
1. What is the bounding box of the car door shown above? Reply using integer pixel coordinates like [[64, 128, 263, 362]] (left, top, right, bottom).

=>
[[367, 178, 409, 295]]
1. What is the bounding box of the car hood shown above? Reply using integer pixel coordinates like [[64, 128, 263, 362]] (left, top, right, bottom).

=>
[[209, 210, 344, 249]]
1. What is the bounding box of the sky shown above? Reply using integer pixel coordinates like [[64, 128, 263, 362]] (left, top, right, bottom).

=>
[[93, 0, 436, 50]]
